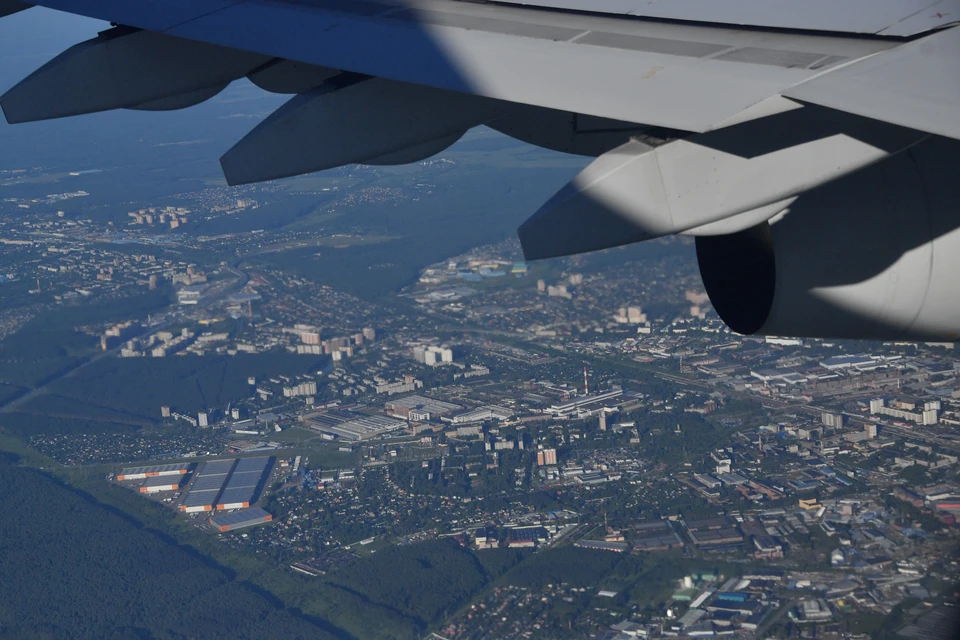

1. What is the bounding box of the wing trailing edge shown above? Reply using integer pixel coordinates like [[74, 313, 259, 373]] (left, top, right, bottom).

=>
[[785, 26, 960, 143], [0, 27, 269, 123], [219, 75, 505, 186]]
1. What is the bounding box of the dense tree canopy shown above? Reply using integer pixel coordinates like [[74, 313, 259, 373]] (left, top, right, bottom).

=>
[[0, 457, 338, 640], [328, 539, 516, 626]]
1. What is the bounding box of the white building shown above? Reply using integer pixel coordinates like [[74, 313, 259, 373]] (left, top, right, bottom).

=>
[[283, 381, 318, 397], [413, 345, 454, 366], [870, 398, 939, 425], [821, 412, 846, 428], [446, 405, 514, 425]]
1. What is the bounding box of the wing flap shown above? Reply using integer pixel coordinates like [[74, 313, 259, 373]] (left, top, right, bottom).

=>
[[0, 28, 268, 123], [496, 0, 960, 37], [219, 75, 502, 185], [785, 26, 960, 142]]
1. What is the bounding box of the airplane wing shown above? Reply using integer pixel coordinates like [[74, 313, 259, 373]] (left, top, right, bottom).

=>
[[5, 0, 956, 135], [3, 0, 960, 340]]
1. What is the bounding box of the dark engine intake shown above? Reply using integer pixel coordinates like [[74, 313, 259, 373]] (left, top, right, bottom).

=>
[[696, 136, 960, 341]]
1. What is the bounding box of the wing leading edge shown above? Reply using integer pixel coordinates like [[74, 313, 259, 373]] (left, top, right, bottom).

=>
[[6, 0, 908, 132], [2, 0, 958, 268]]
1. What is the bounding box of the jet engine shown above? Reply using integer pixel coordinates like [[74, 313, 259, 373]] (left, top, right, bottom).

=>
[[696, 136, 960, 341]]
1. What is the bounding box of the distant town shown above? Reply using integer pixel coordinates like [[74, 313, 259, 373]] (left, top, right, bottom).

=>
[[1, 156, 957, 640]]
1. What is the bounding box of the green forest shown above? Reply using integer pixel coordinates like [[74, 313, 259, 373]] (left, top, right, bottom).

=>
[[4, 352, 327, 434], [0, 455, 339, 640], [0, 291, 172, 390], [326, 540, 523, 627], [0, 453, 733, 640]]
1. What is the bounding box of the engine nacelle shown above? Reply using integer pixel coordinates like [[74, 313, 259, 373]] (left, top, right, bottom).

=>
[[696, 136, 960, 341]]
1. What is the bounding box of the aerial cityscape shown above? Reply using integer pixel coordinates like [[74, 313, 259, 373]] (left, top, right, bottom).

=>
[[0, 7, 959, 640]]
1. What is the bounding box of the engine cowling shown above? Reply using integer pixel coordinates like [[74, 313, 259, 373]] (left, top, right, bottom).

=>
[[696, 136, 960, 341]]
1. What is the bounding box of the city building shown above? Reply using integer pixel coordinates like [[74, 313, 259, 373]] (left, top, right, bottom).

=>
[[413, 345, 454, 366], [176, 285, 205, 305], [711, 451, 732, 475], [375, 379, 422, 395], [474, 526, 499, 549], [283, 381, 318, 397], [821, 412, 846, 428], [870, 398, 939, 425]]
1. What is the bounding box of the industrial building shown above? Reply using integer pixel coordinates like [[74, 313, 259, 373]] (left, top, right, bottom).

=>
[[384, 394, 462, 419], [216, 456, 273, 510], [181, 492, 220, 513], [302, 409, 351, 432], [682, 516, 746, 547], [180, 458, 236, 513], [117, 463, 191, 481], [307, 413, 407, 441], [549, 388, 624, 416], [819, 355, 896, 371], [631, 521, 685, 550], [209, 507, 273, 532], [446, 405, 514, 425], [139, 475, 183, 493], [687, 527, 745, 547]]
